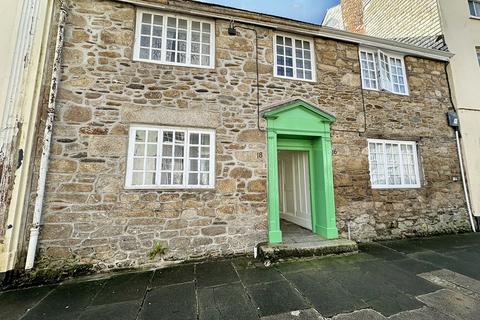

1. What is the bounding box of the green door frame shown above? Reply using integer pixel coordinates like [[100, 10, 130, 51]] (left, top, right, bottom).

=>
[[263, 100, 339, 243]]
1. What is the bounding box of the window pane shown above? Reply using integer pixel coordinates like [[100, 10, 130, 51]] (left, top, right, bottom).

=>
[[190, 133, 199, 144], [173, 173, 183, 185], [147, 144, 157, 156], [200, 147, 210, 158], [200, 173, 209, 185], [200, 160, 209, 171], [153, 15, 163, 25], [161, 172, 171, 184], [189, 146, 199, 158], [132, 172, 143, 185], [201, 134, 210, 145], [145, 172, 155, 185], [163, 145, 172, 156], [133, 158, 143, 170], [142, 13, 152, 23], [189, 173, 198, 185], [140, 48, 149, 59]]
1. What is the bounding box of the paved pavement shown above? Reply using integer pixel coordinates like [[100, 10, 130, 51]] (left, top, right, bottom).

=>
[[2, 233, 480, 319]]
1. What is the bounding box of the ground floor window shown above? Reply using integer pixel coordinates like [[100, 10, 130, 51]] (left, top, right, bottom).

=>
[[125, 126, 215, 189], [367, 139, 421, 189]]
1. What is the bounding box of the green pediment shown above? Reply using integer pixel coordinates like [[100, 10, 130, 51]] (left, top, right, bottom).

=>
[[262, 99, 335, 135]]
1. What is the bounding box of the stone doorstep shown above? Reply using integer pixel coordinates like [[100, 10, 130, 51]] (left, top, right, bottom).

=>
[[258, 239, 358, 263]]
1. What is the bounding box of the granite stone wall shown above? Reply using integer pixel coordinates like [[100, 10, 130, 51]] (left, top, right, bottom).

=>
[[33, 0, 468, 270]]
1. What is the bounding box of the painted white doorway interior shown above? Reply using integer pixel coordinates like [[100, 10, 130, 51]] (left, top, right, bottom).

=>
[[278, 150, 312, 230]]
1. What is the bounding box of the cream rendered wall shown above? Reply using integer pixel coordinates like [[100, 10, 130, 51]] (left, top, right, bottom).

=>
[[438, 0, 480, 217], [0, 0, 55, 272]]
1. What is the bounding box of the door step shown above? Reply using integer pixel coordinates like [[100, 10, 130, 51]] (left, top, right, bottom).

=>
[[257, 238, 358, 263]]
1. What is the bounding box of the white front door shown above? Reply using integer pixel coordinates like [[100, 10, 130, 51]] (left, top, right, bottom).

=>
[[278, 151, 312, 230]]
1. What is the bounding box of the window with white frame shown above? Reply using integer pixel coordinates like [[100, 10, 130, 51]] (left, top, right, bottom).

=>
[[126, 126, 215, 189], [359, 48, 408, 95], [134, 9, 215, 68], [274, 34, 315, 81], [469, 0, 480, 17], [367, 139, 421, 189]]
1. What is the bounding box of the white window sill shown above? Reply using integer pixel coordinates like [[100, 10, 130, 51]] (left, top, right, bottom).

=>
[[124, 185, 216, 191], [133, 57, 215, 70], [362, 87, 409, 96], [371, 185, 421, 189], [469, 15, 480, 20], [273, 75, 317, 83]]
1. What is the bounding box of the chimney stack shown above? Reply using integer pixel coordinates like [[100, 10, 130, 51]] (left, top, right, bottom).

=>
[[341, 0, 365, 33]]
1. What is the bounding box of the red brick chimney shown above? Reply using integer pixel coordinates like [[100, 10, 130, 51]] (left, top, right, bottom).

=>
[[341, 0, 365, 33]]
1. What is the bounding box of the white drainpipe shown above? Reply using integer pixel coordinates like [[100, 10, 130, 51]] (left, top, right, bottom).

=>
[[25, 2, 67, 270], [455, 130, 476, 233]]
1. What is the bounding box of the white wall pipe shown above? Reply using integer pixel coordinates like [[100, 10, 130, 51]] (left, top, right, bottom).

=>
[[455, 130, 476, 233], [25, 2, 67, 270]]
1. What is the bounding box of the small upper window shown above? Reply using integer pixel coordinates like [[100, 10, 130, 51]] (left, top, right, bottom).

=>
[[469, 0, 480, 17], [134, 9, 215, 68], [359, 48, 409, 95], [368, 139, 421, 189], [274, 34, 315, 81], [126, 126, 215, 189]]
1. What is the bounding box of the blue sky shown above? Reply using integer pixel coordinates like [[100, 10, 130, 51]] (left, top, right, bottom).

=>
[[197, 0, 340, 24]]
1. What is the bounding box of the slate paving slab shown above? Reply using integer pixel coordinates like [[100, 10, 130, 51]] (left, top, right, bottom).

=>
[[21, 279, 106, 320], [138, 282, 196, 320], [330, 309, 386, 320], [260, 308, 324, 320], [237, 267, 284, 287], [0, 285, 55, 320], [357, 243, 406, 261], [198, 282, 258, 320], [284, 270, 367, 317], [366, 292, 424, 317], [389, 306, 455, 320], [91, 271, 153, 306], [150, 264, 194, 288], [417, 289, 480, 320], [247, 280, 309, 317], [196, 260, 240, 288], [359, 260, 440, 296], [78, 301, 140, 320]]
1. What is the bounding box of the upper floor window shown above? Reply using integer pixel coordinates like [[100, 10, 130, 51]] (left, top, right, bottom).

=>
[[469, 0, 480, 17], [125, 126, 216, 189], [274, 34, 315, 81], [359, 48, 409, 95], [368, 139, 421, 189], [134, 9, 215, 68]]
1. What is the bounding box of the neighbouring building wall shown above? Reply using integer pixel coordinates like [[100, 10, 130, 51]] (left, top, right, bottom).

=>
[[362, 0, 445, 50], [438, 0, 480, 217], [0, 0, 55, 273], [33, 0, 468, 271], [324, 0, 446, 50]]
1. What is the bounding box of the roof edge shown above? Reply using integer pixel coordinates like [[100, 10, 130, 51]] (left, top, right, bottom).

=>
[[115, 0, 453, 62]]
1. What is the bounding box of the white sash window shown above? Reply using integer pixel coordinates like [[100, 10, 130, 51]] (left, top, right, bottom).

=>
[[274, 34, 315, 81], [134, 9, 215, 68], [360, 48, 408, 95], [368, 139, 421, 189], [126, 126, 215, 189]]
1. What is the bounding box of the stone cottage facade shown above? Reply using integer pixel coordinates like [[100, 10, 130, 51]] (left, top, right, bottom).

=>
[[31, 0, 469, 271]]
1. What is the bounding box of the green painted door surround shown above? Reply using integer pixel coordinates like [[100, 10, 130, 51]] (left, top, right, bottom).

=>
[[263, 99, 339, 243]]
